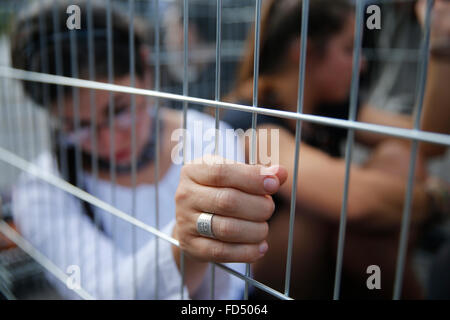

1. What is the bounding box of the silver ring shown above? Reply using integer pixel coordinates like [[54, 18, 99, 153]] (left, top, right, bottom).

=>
[[197, 213, 215, 238]]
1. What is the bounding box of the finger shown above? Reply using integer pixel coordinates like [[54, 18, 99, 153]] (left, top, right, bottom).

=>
[[183, 156, 288, 195], [189, 213, 269, 244], [183, 182, 275, 222], [184, 237, 269, 263]]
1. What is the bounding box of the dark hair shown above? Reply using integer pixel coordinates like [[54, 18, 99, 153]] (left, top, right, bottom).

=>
[[10, 0, 153, 226], [179, 0, 217, 44], [238, 0, 354, 84], [10, 0, 151, 107], [228, 0, 355, 158]]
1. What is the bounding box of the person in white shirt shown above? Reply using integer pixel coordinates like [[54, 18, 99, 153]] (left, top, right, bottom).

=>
[[10, 0, 287, 299]]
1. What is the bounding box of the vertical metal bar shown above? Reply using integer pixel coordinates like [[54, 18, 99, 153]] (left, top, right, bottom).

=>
[[211, 0, 222, 300], [0, 80, 7, 152], [8, 80, 18, 185], [25, 0, 42, 262], [38, 0, 53, 264], [393, 0, 433, 300], [284, 0, 309, 297], [22, 3, 34, 164], [250, 0, 262, 164], [1, 78, 13, 187], [12, 80, 26, 195], [12, 80, 24, 160], [1, 78, 8, 153], [128, 0, 138, 300], [183, 0, 189, 161], [153, 0, 161, 300], [181, 0, 189, 300], [214, 0, 222, 152], [69, 15, 84, 282], [1, 74, 9, 155], [245, 0, 262, 300], [52, 0, 70, 270], [106, 0, 118, 298], [333, 0, 365, 300], [86, 0, 100, 298]]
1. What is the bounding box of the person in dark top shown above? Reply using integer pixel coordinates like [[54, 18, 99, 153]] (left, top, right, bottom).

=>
[[222, 0, 449, 299]]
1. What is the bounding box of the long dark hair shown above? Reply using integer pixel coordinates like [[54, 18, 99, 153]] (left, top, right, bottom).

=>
[[231, 0, 355, 157], [11, 0, 150, 106], [238, 0, 354, 86]]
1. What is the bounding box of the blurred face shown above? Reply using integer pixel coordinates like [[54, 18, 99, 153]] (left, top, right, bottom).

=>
[[309, 14, 363, 104], [54, 76, 152, 167]]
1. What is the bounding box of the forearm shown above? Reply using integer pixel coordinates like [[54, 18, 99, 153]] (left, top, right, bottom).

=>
[[348, 169, 431, 230], [416, 0, 450, 158], [274, 130, 429, 230], [355, 105, 413, 148], [282, 162, 430, 230], [419, 58, 450, 158], [357, 59, 449, 157]]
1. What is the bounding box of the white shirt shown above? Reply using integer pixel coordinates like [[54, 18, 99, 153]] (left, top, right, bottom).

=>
[[12, 109, 246, 300]]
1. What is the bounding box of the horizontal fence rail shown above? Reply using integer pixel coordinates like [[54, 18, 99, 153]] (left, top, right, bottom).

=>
[[1, 67, 449, 147]]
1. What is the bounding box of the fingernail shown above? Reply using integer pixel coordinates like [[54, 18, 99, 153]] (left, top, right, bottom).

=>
[[259, 242, 268, 254], [263, 177, 279, 193]]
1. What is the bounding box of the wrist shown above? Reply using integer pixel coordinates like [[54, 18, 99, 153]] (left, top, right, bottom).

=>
[[171, 223, 209, 297]]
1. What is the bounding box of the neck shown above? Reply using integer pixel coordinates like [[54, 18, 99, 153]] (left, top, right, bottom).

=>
[[96, 109, 181, 187], [269, 71, 317, 132], [270, 71, 316, 114]]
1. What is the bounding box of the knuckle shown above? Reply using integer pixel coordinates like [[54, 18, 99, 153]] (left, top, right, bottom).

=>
[[217, 218, 238, 238], [180, 164, 190, 179], [174, 186, 189, 204], [243, 245, 258, 263], [260, 196, 275, 221], [179, 241, 188, 252], [175, 210, 189, 227], [211, 242, 226, 260], [197, 244, 209, 261], [215, 189, 236, 213], [255, 196, 275, 222], [178, 237, 190, 252], [260, 222, 269, 240], [209, 163, 227, 186], [175, 210, 183, 224]]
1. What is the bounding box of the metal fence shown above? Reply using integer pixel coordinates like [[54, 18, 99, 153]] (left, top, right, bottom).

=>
[[0, 0, 449, 300]]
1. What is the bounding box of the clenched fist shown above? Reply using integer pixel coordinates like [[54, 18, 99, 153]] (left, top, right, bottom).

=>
[[174, 155, 288, 264]]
